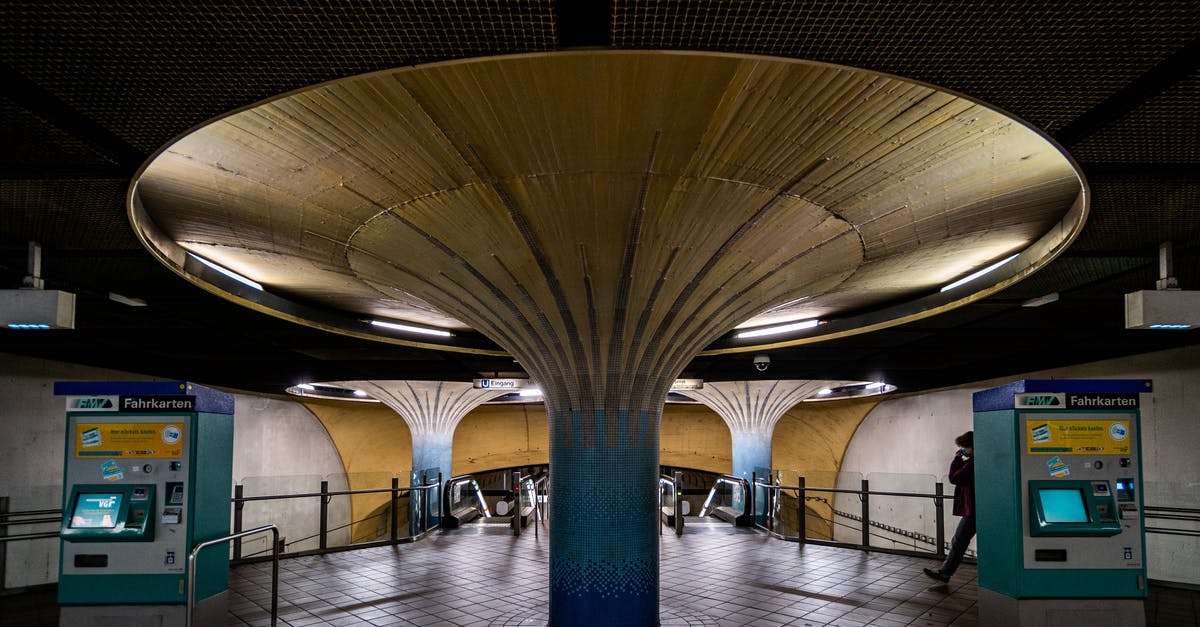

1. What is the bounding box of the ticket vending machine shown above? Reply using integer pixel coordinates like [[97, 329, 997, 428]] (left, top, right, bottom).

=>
[[973, 379, 1150, 627], [55, 381, 234, 627]]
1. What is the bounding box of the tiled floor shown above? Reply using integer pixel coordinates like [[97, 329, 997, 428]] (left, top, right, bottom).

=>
[[225, 519, 981, 626], [3, 519, 1195, 626]]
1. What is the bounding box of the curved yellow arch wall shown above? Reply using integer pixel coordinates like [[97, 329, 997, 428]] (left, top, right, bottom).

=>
[[660, 404, 731, 474], [772, 397, 879, 539], [772, 398, 878, 473], [303, 399, 412, 541], [303, 397, 874, 538], [454, 404, 550, 471]]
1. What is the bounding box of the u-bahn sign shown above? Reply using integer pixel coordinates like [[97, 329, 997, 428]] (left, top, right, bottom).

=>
[[473, 378, 530, 390]]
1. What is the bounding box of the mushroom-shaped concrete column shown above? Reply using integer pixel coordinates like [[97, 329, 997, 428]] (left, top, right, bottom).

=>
[[678, 380, 860, 481], [334, 381, 507, 483], [129, 52, 1086, 624]]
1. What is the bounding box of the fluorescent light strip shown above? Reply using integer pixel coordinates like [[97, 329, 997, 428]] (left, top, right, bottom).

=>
[[736, 318, 819, 340], [369, 319, 453, 337], [1149, 323, 1192, 330], [518, 388, 543, 397], [7, 323, 52, 330], [109, 292, 148, 307], [189, 254, 264, 291], [940, 254, 1019, 293]]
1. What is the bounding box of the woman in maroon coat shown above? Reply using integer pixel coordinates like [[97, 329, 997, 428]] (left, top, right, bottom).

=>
[[924, 431, 975, 583]]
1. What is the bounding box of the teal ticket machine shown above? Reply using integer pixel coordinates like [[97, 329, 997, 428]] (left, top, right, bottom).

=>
[[974, 379, 1150, 627], [55, 381, 234, 627]]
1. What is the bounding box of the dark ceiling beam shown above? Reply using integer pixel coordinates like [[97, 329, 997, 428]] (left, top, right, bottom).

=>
[[0, 163, 134, 180], [1079, 162, 1200, 178], [1053, 37, 1200, 147], [556, 0, 612, 48], [1, 63, 146, 171]]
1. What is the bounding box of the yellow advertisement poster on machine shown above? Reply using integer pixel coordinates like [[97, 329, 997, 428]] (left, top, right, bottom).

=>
[[1026, 419, 1131, 455], [75, 422, 185, 458]]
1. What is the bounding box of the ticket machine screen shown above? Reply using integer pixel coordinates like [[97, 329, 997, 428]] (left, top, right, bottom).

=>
[[61, 484, 155, 541], [1039, 489, 1090, 523], [69, 493, 123, 528]]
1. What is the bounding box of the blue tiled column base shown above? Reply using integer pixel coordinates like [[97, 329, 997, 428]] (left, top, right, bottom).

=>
[[410, 434, 451, 532], [731, 431, 771, 482], [549, 410, 659, 625], [411, 436, 452, 484]]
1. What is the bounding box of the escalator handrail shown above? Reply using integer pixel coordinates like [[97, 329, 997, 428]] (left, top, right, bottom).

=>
[[443, 474, 490, 519], [698, 474, 752, 518]]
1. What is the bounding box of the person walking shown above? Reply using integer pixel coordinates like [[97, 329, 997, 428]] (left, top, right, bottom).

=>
[[924, 430, 975, 583]]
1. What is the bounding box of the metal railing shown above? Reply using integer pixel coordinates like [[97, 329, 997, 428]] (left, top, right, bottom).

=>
[[659, 471, 684, 536], [1144, 505, 1200, 537], [187, 525, 279, 627], [511, 472, 546, 538], [231, 479, 441, 562], [755, 476, 959, 559]]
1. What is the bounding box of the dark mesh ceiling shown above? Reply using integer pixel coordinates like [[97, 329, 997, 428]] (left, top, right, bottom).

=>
[[1071, 72, 1200, 163], [1, 0, 1197, 393], [1, 1, 557, 151], [611, 0, 1198, 133]]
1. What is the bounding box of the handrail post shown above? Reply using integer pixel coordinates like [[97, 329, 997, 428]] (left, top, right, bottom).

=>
[[272, 534, 280, 621], [319, 480, 329, 551], [417, 472, 425, 534], [512, 471, 521, 537], [935, 481, 946, 558], [232, 484, 243, 560], [750, 472, 756, 520], [437, 472, 443, 528], [0, 496, 7, 592], [187, 524, 278, 627], [797, 476, 806, 546], [659, 478, 664, 536], [861, 479, 871, 549], [390, 477, 399, 542], [674, 470, 684, 536]]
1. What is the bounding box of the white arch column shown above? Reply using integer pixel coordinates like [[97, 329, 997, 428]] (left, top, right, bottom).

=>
[[333, 380, 507, 482], [679, 380, 854, 480]]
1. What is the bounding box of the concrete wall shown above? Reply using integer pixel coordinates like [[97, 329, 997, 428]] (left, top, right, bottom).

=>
[[839, 345, 1200, 585], [0, 353, 346, 590], [303, 399, 412, 542], [231, 394, 348, 556]]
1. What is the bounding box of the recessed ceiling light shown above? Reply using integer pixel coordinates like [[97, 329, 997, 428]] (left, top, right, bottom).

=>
[[940, 254, 1019, 293], [369, 319, 453, 337], [189, 253, 263, 291], [736, 318, 819, 340]]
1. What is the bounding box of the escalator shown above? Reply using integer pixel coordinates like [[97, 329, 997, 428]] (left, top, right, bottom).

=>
[[698, 474, 755, 527], [442, 472, 543, 535]]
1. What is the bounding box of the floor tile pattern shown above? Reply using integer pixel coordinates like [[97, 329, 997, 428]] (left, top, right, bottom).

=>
[[3, 520, 1194, 626], [226, 520, 980, 626]]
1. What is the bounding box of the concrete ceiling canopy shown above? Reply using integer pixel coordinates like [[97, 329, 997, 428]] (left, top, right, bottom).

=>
[[128, 50, 1086, 393]]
